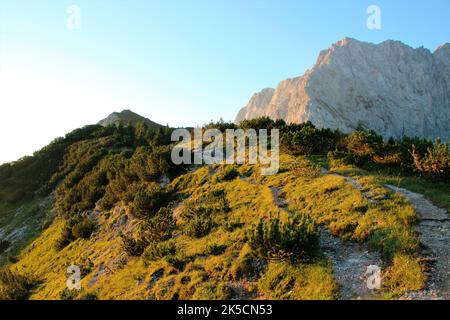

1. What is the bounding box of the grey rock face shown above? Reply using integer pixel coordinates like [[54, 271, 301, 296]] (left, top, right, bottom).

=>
[[98, 109, 162, 129], [235, 38, 450, 140]]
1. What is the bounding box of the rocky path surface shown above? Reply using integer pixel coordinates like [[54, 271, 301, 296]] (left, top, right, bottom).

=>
[[254, 168, 449, 299], [270, 187, 289, 211], [386, 185, 450, 300], [270, 185, 381, 300], [319, 228, 382, 300], [323, 170, 450, 299]]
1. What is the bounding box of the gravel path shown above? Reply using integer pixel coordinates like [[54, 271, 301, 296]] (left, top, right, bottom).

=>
[[386, 185, 450, 300], [270, 185, 381, 300], [319, 228, 382, 300], [259, 172, 450, 299]]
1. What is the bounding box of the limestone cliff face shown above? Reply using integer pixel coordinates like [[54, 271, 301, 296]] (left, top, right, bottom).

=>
[[235, 38, 450, 140]]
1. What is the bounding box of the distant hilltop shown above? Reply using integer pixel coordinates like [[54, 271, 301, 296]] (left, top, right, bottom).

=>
[[97, 109, 163, 128], [236, 38, 450, 141]]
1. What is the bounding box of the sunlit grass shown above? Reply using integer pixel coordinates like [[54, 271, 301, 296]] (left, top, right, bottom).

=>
[[6, 155, 435, 299]]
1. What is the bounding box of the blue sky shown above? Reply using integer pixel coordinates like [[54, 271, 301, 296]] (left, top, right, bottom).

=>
[[0, 0, 449, 163]]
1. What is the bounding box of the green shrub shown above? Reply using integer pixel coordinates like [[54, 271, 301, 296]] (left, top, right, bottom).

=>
[[205, 243, 227, 256], [75, 257, 94, 277], [247, 213, 319, 262], [237, 116, 288, 131], [327, 150, 358, 167], [164, 253, 192, 270], [6, 255, 19, 264], [121, 234, 146, 257], [131, 184, 170, 219], [71, 218, 96, 239], [59, 288, 79, 300], [0, 269, 38, 300], [179, 190, 231, 238], [281, 122, 338, 156], [412, 140, 450, 182], [382, 137, 432, 173], [54, 223, 76, 251], [217, 166, 239, 181], [124, 206, 177, 258], [139, 207, 176, 243], [208, 189, 231, 213], [0, 240, 11, 255], [371, 150, 403, 168], [327, 129, 441, 176], [204, 119, 237, 131], [54, 217, 97, 250], [185, 213, 214, 238], [214, 283, 234, 300], [325, 128, 383, 168], [60, 288, 97, 301], [182, 207, 215, 238], [142, 241, 176, 263], [214, 165, 239, 182], [345, 129, 383, 158], [184, 189, 230, 215], [222, 218, 243, 232], [78, 292, 98, 300]]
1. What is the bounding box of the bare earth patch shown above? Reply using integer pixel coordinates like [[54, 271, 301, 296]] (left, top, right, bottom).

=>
[[270, 187, 289, 210]]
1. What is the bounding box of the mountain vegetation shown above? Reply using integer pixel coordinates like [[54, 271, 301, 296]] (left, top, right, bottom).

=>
[[0, 115, 449, 300]]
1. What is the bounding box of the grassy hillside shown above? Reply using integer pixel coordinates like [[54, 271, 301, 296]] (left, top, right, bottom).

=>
[[0, 121, 174, 269], [1, 117, 449, 300], [2, 156, 438, 299], [10, 156, 338, 299]]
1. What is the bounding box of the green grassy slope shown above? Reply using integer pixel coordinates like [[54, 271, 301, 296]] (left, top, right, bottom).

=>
[[1, 117, 448, 300], [6, 155, 442, 300]]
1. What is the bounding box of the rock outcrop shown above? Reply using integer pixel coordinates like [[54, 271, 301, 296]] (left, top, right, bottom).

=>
[[235, 38, 450, 140], [98, 109, 162, 128]]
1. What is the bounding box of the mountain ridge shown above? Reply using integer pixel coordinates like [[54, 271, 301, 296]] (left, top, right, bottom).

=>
[[97, 109, 163, 128], [235, 38, 450, 140]]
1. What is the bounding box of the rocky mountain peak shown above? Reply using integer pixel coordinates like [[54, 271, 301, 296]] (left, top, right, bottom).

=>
[[434, 43, 450, 63], [98, 109, 162, 128], [235, 37, 450, 141]]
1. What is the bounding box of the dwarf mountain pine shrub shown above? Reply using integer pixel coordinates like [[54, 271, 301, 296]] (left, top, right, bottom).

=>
[[0, 269, 38, 300], [412, 140, 450, 182], [247, 213, 319, 262]]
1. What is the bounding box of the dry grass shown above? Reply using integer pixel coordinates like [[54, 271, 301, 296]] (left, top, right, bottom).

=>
[[8, 155, 430, 299]]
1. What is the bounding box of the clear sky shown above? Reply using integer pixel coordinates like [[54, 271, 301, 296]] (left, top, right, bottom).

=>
[[0, 0, 449, 163]]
